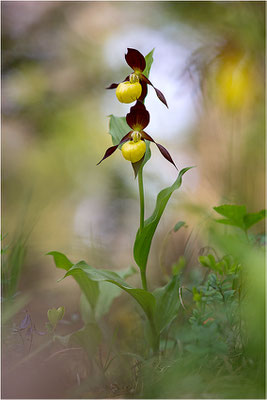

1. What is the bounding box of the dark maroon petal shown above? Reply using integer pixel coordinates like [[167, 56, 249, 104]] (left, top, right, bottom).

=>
[[138, 80, 148, 103], [126, 102, 150, 130], [141, 74, 168, 108], [97, 132, 132, 165], [106, 83, 119, 89], [140, 74, 151, 85], [154, 87, 168, 108], [156, 143, 177, 169], [141, 131, 177, 169], [125, 48, 146, 72], [106, 76, 129, 89]]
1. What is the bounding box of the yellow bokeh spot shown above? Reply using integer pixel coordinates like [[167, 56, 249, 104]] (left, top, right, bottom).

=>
[[121, 140, 146, 163], [116, 81, 142, 104], [215, 56, 252, 110]]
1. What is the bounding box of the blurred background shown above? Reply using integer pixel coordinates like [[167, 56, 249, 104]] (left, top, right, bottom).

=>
[[2, 1, 265, 398]]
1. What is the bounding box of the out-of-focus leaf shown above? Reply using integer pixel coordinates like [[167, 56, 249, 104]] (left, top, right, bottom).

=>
[[173, 221, 186, 232], [2, 295, 30, 324], [134, 167, 194, 272], [172, 256, 186, 275], [143, 48, 155, 78], [7, 236, 27, 298], [244, 210, 266, 230], [64, 262, 156, 322], [80, 266, 137, 323], [214, 205, 266, 231], [69, 323, 102, 358], [153, 275, 180, 334], [213, 205, 246, 229], [198, 254, 217, 270], [48, 251, 99, 313], [47, 251, 73, 270]]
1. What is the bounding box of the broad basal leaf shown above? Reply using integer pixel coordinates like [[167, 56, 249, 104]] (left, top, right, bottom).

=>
[[134, 167, 194, 272], [63, 261, 156, 322], [80, 266, 137, 322], [48, 251, 99, 313]]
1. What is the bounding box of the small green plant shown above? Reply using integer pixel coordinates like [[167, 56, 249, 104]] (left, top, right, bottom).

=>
[[214, 204, 266, 235]]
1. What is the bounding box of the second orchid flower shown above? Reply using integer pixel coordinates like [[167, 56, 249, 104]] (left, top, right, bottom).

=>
[[97, 102, 176, 169]]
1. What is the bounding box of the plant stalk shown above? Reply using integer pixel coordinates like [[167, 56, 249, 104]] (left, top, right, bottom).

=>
[[138, 167, 145, 231], [141, 269, 147, 291], [138, 167, 147, 291]]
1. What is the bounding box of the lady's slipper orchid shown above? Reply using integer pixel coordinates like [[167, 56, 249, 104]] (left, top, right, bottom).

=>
[[107, 48, 168, 107], [97, 102, 176, 168]]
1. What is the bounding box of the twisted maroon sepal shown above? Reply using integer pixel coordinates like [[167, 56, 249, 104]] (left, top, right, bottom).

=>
[[127, 102, 176, 169], [141, 131, 177, 169], [97, 131, 132, 165]]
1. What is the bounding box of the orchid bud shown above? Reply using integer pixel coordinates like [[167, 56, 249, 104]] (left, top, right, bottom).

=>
[[121, 140, 146, 163], [116, 81, 142, 104]]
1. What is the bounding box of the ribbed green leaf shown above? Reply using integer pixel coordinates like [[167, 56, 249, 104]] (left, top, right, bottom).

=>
[[63, 261, 156, 322], [134, 167, 194, 272], [80, 266, 137, 322], [48, 251, 99, 313]]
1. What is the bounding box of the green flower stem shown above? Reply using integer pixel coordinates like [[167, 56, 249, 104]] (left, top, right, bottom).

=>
[[138, 167, 145, 231], [138, 167, 147, 291], [141, 269, 148, 291]]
